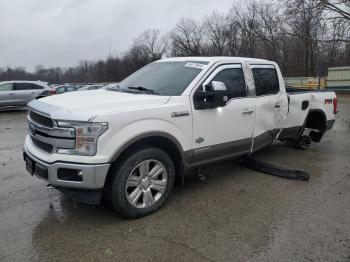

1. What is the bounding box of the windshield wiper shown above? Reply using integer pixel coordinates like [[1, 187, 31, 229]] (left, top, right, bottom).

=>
[[128, 86, 159, 95]]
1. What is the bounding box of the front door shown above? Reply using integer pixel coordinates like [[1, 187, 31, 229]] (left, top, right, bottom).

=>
[[0, 83, 14, 107], [191, 64, 255, 165]]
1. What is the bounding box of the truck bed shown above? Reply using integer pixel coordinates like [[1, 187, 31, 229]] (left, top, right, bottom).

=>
[[286, 87, 334, 94]]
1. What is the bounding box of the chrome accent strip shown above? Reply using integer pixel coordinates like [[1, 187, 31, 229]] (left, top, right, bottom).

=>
[[27, 115, 75, 138], [29, 132, 75, 149], [28, 136, 53, 154]]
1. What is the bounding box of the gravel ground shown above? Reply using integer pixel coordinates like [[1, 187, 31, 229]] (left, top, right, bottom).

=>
[[0, 94, 349, 262]]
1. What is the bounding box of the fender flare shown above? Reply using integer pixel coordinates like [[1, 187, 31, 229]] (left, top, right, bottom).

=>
[[110, 131, 189, 164]]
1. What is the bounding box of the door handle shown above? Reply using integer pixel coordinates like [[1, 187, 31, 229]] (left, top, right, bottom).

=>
[[242, 109, 254, 115], [9, 93, 15, 96], [30, 92, 36, 95], [275, 104, 281, 108]]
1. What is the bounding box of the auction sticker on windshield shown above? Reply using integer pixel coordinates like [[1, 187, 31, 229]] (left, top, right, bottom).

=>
[[184, 62, 206, 69]]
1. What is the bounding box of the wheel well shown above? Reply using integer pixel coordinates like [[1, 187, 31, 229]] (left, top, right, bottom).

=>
[[305, 110, 326, 131], [106, 136, 184, 185]]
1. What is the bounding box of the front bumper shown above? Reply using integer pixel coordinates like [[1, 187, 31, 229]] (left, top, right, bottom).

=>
[[23, 148, 110, 190]]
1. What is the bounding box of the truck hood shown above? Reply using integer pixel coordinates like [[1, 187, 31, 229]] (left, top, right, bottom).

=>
[[28, 90, 171, 121]]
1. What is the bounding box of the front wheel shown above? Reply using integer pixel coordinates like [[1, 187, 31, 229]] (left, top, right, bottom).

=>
[[108, 147, 175, 218]]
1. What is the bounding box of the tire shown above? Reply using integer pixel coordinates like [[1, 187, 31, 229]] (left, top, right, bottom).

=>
[[108, 147, 175, 218]]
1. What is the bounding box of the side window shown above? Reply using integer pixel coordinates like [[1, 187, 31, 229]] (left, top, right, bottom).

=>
[[31, 84, 43, 90], [67, 86, 76, 92], [13, 83, 33, 91], [0, 83, 13, 91], [209, 68, 246, 98], [252, 68, 279, 96], [56, 87, 65, 94]]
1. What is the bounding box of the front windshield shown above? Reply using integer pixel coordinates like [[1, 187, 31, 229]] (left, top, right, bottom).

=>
[[118, 61, 208, 96]]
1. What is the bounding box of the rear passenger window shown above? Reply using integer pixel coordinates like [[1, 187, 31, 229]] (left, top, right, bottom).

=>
[[252, 68, 279, 96], [31, 84, 43, 90], [14, 83, 33, 91], [210, 68, 246, 98]]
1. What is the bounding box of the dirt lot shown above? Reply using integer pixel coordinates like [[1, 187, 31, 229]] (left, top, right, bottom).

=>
[[0, 94, 349, 262]]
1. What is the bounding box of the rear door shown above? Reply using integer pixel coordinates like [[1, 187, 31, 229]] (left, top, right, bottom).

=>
[[251, 64, 287, 152], [13, 83, 43, 106], [0, 83, 14, 106]]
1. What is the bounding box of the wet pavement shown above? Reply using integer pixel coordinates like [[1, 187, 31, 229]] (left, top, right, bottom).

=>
[[0, 95, 349, 262]]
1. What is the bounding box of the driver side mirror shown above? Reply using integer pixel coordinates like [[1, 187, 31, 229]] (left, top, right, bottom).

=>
[[203, 81, 227, 92], [194, 81, 229, 110], [211, 81, 227, 91]]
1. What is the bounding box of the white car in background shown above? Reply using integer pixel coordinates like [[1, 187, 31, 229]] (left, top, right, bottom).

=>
[[54, 85, 79, 94], [102, 83, 120, 90], [78, 84, 105, 91], [0, 80, 55, 108]]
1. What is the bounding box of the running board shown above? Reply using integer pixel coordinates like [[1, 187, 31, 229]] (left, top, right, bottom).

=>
[[240, 158, 310, 181]]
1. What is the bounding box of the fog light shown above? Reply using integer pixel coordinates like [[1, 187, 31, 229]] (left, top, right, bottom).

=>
[[57, 168, 83, 182]]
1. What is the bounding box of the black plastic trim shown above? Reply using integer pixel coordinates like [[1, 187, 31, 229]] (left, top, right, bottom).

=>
[[187, 138, 252, 167], [57, 188, 103, 205]]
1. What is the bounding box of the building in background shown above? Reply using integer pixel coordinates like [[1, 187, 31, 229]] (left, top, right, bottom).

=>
[[326, 67, 350, 89], [284, 66, 350, 90]]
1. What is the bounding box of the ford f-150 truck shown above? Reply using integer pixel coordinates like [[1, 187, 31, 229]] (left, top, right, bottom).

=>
[[23, 57, 337, 218]]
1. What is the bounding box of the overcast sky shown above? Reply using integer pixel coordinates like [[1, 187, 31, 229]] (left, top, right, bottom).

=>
[[0, 0, 234, 71]]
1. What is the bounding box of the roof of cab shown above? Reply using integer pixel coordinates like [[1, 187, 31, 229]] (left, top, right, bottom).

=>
[[158, 56, 272, 64]]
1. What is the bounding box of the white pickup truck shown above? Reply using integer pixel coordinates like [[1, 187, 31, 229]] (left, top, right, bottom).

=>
[[23, 57, 337, 218]]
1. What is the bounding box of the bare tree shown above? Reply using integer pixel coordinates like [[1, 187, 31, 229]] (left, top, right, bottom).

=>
[[170, 17, 206, 56], [253, 3, 284, 62], [1, 0, 349, 83], [320, 0, 350, 20], [129, 29, 168, 66], [284, 0, 326, 75], [233, 2, 261, 57], [203, 12, 229, 55]]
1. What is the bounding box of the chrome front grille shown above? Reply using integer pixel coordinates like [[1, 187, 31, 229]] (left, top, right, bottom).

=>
[[29, 110, 53, 128], [31, 136, 54, 153], [27, 110, 76, 154]]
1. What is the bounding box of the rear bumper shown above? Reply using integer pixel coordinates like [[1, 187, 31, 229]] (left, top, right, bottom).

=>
[[23, 148, 110, 190]]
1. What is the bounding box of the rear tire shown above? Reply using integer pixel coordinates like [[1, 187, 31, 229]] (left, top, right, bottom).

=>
[[108, 147, 175, 218]]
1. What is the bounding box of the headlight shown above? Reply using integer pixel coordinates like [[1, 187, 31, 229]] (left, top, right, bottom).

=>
[[56, 121, 108, 156]]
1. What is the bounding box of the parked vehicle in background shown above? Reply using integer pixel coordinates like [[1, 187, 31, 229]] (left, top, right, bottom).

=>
[[23, 57, 337, 218], [54, 85, 79, 94], [103, 83, 120, 90], [0, 80, 55, 108], [50, 84, 63, 88], [79, 84, 105, 91]]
